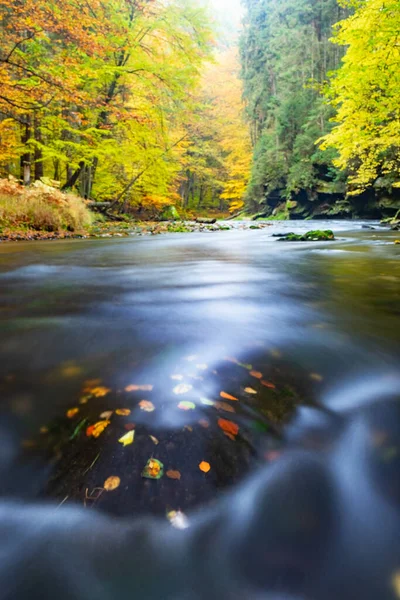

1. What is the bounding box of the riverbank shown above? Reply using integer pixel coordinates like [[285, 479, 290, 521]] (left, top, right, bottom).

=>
[[0, 219, 274, 242]]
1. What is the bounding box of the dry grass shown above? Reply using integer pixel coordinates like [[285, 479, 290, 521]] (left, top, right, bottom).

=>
[[0, 178, 93, 233]]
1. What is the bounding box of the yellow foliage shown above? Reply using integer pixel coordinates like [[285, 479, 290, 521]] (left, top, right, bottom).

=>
[[320, 0, 400, 190]]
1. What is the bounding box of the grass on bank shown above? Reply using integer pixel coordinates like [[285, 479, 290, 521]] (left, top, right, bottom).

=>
[[0, 178, 93, 235]]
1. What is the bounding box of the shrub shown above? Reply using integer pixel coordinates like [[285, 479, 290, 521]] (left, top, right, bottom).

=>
[[0, 178, 93, 232]]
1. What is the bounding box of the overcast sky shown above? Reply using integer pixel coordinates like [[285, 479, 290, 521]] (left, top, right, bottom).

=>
[[207, 0, 244, 29]]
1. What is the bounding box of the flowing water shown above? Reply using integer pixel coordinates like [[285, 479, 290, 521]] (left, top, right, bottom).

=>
[[0, 220, 399, 599]]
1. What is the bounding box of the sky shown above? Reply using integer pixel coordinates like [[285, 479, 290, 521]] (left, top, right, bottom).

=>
[[207, 0, 244, 30]]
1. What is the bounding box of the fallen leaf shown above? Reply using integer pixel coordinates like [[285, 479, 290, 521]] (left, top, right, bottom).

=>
[[215, 401, 235, 413], [104, 476, 120, 491], [224, 357, 252, 370], [40, 426, 49, 434], [178, 401, 196, 411], [100, 410, 113, 419], [118, 430, 135, 446], [196, 363, 208, 370], [170, 374, 184, 381], [167, 510, 189, 530], [310, 373, 323, 382], [125, 384, 153, 392], [199, 461, 211, 473], [116, 408, 131, 416], [392, 570, 400, 598], [220, 391, 238, 401], [149, 435, 159, 445], [199, 419, 209, 428], [166, 470, 181, 480], [265, 450, 281, 462], [244, 387, 257, 394], [250, 371, 263, 379], [189, 374, 203, 381], [70, 418, 88, 440], [139, 400, 155, 412], [86, 420, 110, 438], [270, 349, 282, 358], [124, 423, 136, 431], [85, 386, 110, 398], [200, 398, 215, 406], [61, 364, 82, 378], [218, 418, 239, 437], [224, 432, 236, 441], [173, 383, 193, 395], [261, 380, 276, 389], [79, 395, 90, 405], [83, 378, 101, 388], [184, 425, 193, 432], [142, 458, 164, 479], [66, 408, 79, 419]]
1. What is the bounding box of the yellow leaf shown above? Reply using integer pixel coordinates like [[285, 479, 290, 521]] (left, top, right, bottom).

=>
[[116, 408, 131, 416], [149, 435, 159, 445], [104, 476, 120, 491], [118, 430, 135, 446], [244, 387, 257, 394]]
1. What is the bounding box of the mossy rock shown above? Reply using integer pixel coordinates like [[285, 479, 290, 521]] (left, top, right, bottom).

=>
[[278, 230, 335, 242], [159, 205, 180, 221]]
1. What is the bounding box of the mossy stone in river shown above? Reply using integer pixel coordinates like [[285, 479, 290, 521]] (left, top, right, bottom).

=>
[[160, 205, 180, 221], [278, 230, 335, 242]]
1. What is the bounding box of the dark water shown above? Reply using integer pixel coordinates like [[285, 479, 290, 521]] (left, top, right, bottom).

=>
[[0, 221, 400, 599]]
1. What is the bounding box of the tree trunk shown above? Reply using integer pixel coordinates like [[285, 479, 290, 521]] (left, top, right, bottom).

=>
[[20, 117, 31, 186], [62, 161, 85, 191], [34, 114, 44, 181]]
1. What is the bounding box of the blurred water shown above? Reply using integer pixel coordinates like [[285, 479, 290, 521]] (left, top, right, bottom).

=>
[[0, 220, 399, 599]]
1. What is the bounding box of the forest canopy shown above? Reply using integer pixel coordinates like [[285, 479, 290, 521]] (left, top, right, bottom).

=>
[[0, 0, 399, 220]]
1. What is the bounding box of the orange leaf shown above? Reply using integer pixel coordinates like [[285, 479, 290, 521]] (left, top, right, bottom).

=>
[[66, 408, 79, 418], [199, 461, 211, 473], [215, 401, 235, 413], [139, 400, 155, 412], [220, 391, 238, 401], [166, 470, 181, 480], [86, 420, 110, 438], [125, 384, 153, 392], [198, 419, 210, 428], [261, 380, 276, 389], [218, 418, 239, 437], [250, 371, 263, 379], [116, 408, 131, 416]]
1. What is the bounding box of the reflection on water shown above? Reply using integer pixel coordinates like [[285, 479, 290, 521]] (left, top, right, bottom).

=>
[[0, 221, 399, 598]]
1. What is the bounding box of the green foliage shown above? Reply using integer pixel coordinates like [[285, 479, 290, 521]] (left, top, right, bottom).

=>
[[240, 0, 347, 209]]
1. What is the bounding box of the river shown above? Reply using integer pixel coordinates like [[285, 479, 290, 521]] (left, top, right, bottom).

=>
[[0, 220, 399, 599]]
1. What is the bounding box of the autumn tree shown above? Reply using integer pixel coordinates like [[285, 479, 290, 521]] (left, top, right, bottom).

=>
[[319, 0, 400, 193]]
